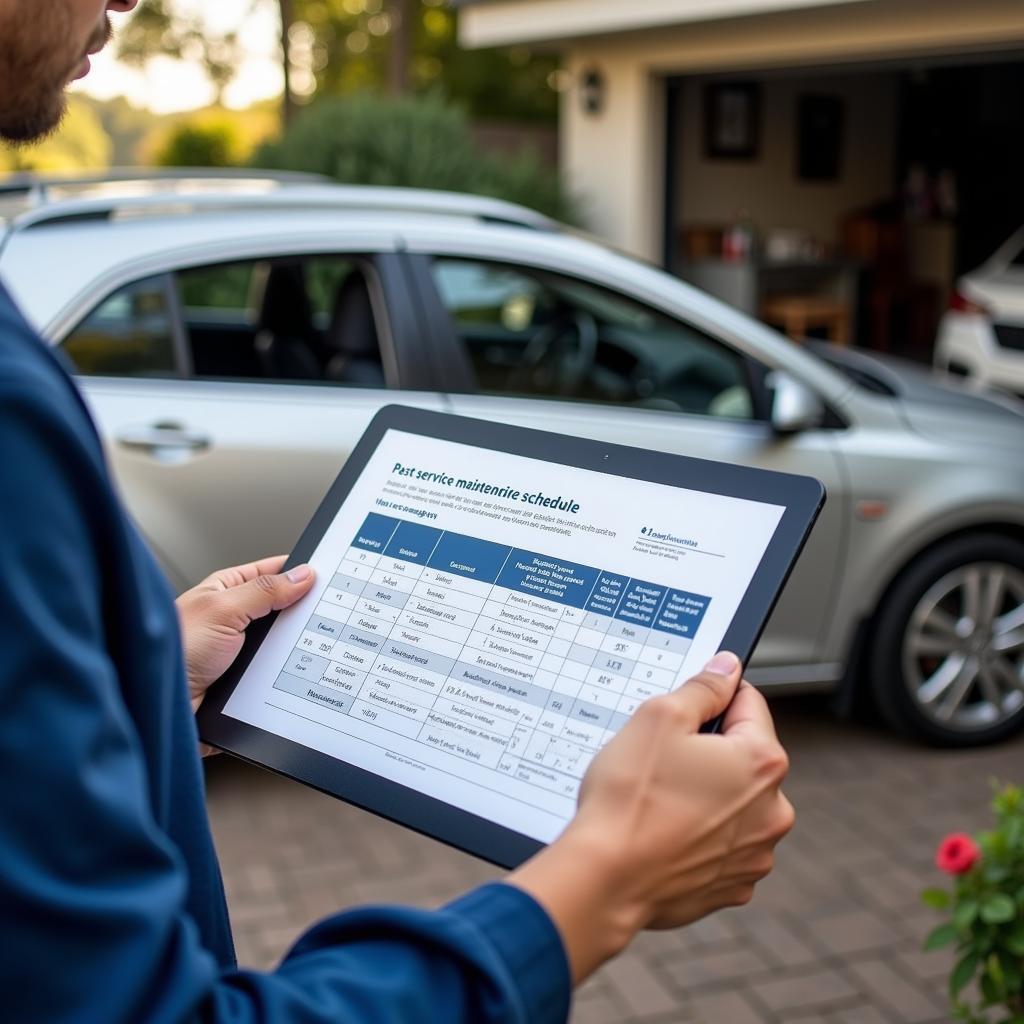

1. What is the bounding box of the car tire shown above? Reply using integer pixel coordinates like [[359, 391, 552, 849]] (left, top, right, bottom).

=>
[[869, 534, 1024, 747]]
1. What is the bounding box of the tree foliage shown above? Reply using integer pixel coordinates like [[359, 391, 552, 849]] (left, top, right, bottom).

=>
[[253, 92, 577, 223]]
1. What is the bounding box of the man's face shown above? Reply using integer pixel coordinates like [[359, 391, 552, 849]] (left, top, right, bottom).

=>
[[0, 0, 138, 143]]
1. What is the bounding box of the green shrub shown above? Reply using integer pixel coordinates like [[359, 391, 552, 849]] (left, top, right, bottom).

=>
[[252, 93, 580, 225], [156, 121, 239, 168]]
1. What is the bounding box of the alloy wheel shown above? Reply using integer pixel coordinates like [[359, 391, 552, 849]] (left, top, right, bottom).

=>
[[902, 562, 1024, 733]]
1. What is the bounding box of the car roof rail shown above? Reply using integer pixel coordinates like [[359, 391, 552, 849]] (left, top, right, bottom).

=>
[[0, 166, 331, 206], [5, 179, 559, 233]]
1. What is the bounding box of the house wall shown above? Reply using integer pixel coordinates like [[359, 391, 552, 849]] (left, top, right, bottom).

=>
[[676, 73, 899, 248], [546, 0, 1024, 260]]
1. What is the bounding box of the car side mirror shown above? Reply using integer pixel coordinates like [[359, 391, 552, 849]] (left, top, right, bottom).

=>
[[768, 371, 824, 434]]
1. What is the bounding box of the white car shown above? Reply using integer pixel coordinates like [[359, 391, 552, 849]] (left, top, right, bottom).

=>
[[2, 172, 1024, 747], [935, 226, 1024, 397]]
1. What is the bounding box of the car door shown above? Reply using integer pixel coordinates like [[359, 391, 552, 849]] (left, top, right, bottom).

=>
[[64, 250, 444, 591], [413, 252, 849, 678]]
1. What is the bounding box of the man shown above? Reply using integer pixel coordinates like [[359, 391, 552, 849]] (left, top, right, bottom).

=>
[[0, 1, 795, 1020]]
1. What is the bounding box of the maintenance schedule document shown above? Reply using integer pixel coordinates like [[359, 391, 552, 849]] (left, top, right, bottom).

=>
[[223, 429, 785, 844]]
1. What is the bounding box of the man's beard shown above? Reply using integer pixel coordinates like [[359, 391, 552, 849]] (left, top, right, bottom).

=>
[[0, 2, 111, 144]]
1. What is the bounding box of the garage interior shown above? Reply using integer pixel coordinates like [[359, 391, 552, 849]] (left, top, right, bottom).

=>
[[664, 54, 1024, 359]]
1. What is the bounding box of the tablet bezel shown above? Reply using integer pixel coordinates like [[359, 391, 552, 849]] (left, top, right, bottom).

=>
[[198, 403, 824, 868]]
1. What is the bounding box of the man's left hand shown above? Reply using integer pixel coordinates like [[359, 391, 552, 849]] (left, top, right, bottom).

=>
[[176, 556, 315, 753]]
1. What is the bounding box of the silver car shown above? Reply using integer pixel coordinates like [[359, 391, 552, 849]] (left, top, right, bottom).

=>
[[2, 172, 1022, 747]]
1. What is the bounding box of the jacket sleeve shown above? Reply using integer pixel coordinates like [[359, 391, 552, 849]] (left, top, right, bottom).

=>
[[0, 386, 571, 1024]]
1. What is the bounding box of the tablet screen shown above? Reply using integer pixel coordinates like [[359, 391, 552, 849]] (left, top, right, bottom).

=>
[[222, 428, 785, 844]]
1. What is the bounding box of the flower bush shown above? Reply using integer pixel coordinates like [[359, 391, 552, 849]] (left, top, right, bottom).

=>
[[922, 783, 1024, 1023]]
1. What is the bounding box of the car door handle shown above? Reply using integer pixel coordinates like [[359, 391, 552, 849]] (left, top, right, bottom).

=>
[[116, 422, 211, 454]]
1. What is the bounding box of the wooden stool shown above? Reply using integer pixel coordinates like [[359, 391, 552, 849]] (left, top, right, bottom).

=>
[[761, 295, 852, 346]]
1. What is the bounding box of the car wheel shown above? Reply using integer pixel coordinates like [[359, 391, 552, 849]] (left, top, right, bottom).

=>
[[870, 534, 1024, 746]]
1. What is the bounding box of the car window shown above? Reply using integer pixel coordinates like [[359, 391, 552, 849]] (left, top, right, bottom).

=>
[[61, 275, 178, 377], [173, 255, 386, 385], [432, 257, 757, 419]]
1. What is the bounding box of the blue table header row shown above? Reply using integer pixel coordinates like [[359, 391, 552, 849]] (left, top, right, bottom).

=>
[[351, 514, 710, 635]]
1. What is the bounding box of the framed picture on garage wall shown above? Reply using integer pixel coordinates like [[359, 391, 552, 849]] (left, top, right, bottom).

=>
[[704, 82, 761, 160]]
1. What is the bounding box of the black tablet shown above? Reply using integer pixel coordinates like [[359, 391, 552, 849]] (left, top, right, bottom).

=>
[[198, 405, 824, 868]]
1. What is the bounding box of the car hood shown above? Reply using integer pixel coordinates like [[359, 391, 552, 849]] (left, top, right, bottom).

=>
[[811, 343, 1024, 448]]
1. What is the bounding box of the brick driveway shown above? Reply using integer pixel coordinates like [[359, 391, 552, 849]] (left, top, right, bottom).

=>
[[206, 698, 1024, 1023]]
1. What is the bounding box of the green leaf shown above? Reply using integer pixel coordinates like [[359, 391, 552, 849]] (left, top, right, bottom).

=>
[[952, 951, 980, 996], [925, 922, 959, 950], [1006, 923, 1024, 956], [956, 901, 980, 930], [981, 894, 1017, 924], [922, 887, 952, 910]]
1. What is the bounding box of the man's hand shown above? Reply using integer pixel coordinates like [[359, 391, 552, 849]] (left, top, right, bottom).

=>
[[509, 652, 793, 982], [175, 557, 316, 748]]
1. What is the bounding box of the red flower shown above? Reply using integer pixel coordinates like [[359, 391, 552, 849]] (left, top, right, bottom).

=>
[[936, 833, 981, 875]]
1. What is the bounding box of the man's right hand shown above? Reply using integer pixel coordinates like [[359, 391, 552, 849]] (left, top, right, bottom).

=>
[[508, 651, 794, 983]]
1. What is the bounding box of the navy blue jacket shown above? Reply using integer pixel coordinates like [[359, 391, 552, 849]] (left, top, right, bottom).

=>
[[0, 282, 570, 1023]]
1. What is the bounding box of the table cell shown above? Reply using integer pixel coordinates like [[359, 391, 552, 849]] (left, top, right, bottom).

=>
[[320, 661, 366, 695], [644, 631, 693, 655], [420, 567, 494, 599], [350, 512, 399, 556], [592, 652, 635, 676], [274, 671, 353, 713], [546, 636, 571, 658], [384, 521, 444, 566], [340, 623, 386, 656], [552, 621, 579, 642], [337, 559, 375, 582], [360, 584, 410, 611], [550, 675, 582, 701], [398, 608, 470, 645], [560, 719, 603, 749], [321, 587, 359, 614], [581, 611, 612, 633], [393, 623, 464, 661], [630, 662, 676, 688], [342, 607, 393, 638], [379, 637, 456, 677], [497, 753, 519, 775], [475, 614, 550, 655], [574, 626, 606, 650], [606, 620, 651, 645], [298, 629, 338, 660], [545, 691, 574, 715], [586, 665, 630, 692], [503, 591, 565, 621], [404, 597, 479, 632], [483, 602, 559, 640], [358, 681, 432, 721], [468, 630, 543, 668], [376, 555, 426, 580], [624, 677, 669, 703], [566, 641, 598, 668], [412, 579, 486, 615], [506, 724, 534, 756], [351, 699, 423, 738], [281, 649, 330, 684], [515, 761, 579, 799], [533, 668, 558, 689], [568, 697, 613, 729], [369, 567, 418, 596], [637, 646, 683, 671], [342, 546, 381, 569], [524, 731, 552, 764], [371, 655, 448, 695], [536, 711, 568, 737], [559, 659, 589, 683], [577, 683, 623, 711], [432, 697, 517, 738], [600, 634, 644, 661], [354, 595, 401, 624], [561, 606, 586, 626], [538, 652, 565, 674], [332, 643, 376, 673], [306, 611, 347, 642], [460, 649, 539, 689], [427, 531, 511, 586], [615, 694, 641, 718], [419, 722, 505, 769]]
